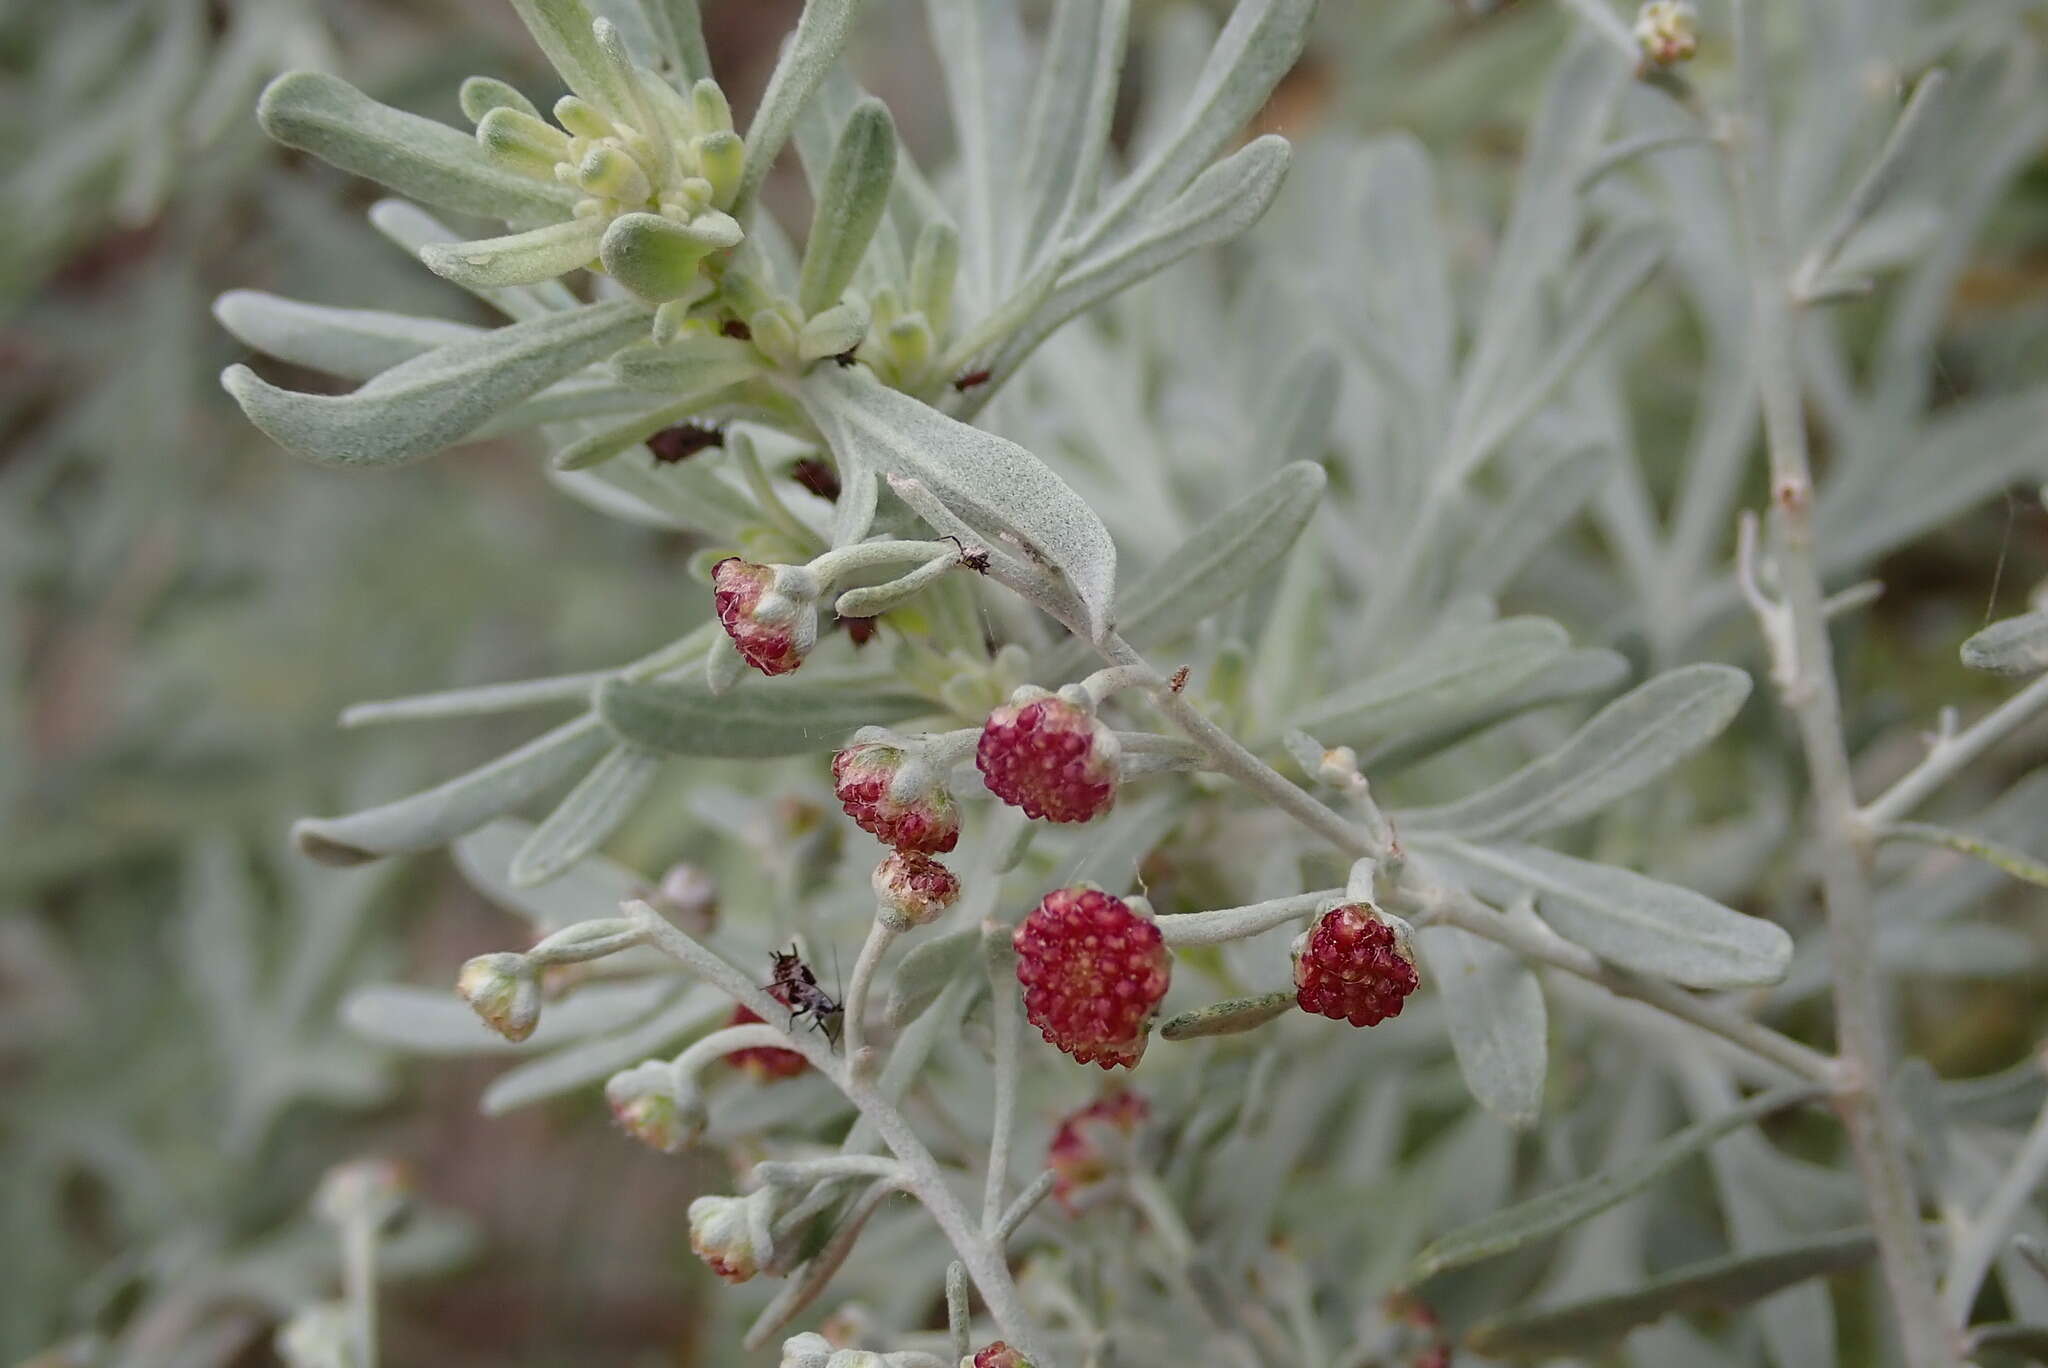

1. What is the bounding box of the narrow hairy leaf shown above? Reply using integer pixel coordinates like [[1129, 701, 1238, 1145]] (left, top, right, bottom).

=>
[[453, 818, 643, 931], [885, 926, 980, 1026], [1466, 1228, 1877, 1355], [1402, 665, 1752, 840], [597, 675, 929, 756], [1367, 647, 1630, 771], [1159, 992, 1295, 1041], [223, 299, 649, 467], [1962, 611, 2048, 676], [342, 979, 672, 1056], [643, 0, 712, 84], [420, 216, 607, 288], [367, 198, 580, 321], [1088, 0, 1315, 239], [481, 986, 730, 1114], [1108, 461, 1326, 651], [736, 0, 867, 218], [611, 332, 763, 393], [1294, 618, 1570, 744], [508, 744, 662, 887], [1411, 1084, 1824, 1280], [1455, 442, 1610, 597], [1416, 926, 1547, 1128], [798, 98, 897, 315], [507, 0, 630, 116], [1005, 136, 1292, 380], [212, 292, 480, 382], [1971, 1322, 2048, 1360], [802, 365, 1119, 637], [1010, 0, 1129, 274], [256, 71, 579, 222], [293, 716, 610, 865], [1879, 821, 2048, 890], [1420, 838, 1793, 989]]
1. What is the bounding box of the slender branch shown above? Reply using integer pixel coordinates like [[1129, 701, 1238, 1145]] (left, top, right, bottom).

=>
[[340, 1214, 379, 1368], [948, 1261, 972, 1364], [1859, 671, 2048, 828], [1425, 886, 1835, 1084], [1727, 5, 1956, 1362], [842, 918, 898, 1061], [1154, 891, 1336, 947], [998, 1169, 1058, 1242], [753, 1155, 905, 1188], [625, 902, 1055, 1365], [1943, 1069, 2048, 1326]]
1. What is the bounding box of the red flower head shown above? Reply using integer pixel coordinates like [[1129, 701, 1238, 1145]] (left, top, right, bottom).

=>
[[712, 557, 816, 676], [1048, 1091, 1150, 1213], [972, 1344, 1035, 1368], [1293, 903, 1419, 1027], [832, 742, 960, 853], [977, 690, 1118, 823], [726, 1003, 807, 1080], [1013, 888, 1170, 1069]]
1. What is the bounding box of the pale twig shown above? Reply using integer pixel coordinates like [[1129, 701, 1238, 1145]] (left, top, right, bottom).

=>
[[1859, 672, 2048, 828], [998, 1169, 1058, 1242], [1729, 3, 1956, 1359], [1943, 1066, 2048, 1326], [742, 1176, 905, 1350], [842, 918, 898, 1061], [625, 901, 1055, 1365]]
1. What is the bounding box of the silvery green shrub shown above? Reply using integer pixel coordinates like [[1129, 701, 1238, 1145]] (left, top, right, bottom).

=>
[[192, 0, 2048, 1363]]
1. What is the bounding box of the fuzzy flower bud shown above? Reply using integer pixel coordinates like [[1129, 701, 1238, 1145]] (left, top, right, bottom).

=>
[[833, 742, 961, 853], [1014, 888, 1171, 1069], [1633, 0, 1699, 68], [688, 1193, 767, 1282], [1292, 903, 1419, 1027], [455, 951, 540, 1042], [1048, 1092, 1149, 1213], [713, 557, 818, 675], [781, 1334, 834, 1368], [727, 1003, 808, 1080], [977, 689, 1119, 823], [605, 1060, 700, 1153], [314, 1157, 412, 1230], [968, 1345, 1035, 1368], [873, 852, 961, 930]]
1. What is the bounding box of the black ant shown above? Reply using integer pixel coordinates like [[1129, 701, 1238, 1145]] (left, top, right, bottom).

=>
[[940, 534, 991, 573], [766, 944, 843, 1047]]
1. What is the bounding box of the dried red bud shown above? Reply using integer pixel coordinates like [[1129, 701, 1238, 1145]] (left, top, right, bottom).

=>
[[1292, 904, 1419, 1027], [1048, 1091, 1149, 1212], [970, 1344, 1034, 1368], [1013, 888, 1171, 1069], [873, 851, 961, 929], [977, 693, 1118, 824], [713, 557, 815, 676], [833, 742, 961, 854]]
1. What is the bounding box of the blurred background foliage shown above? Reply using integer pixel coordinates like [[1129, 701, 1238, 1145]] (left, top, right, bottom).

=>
[[3, 0, 2047, 1364]]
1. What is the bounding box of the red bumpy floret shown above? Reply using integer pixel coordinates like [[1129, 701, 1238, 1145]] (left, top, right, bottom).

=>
[[976, 695, 1117, 823], [1048, 1091, 1149, 1212], [972, 1344, 1034, 1368], [1013, 888, 1170, 1069], [725, 1003, 807, 1080], [1293, 904, 1419, 1027], [712, 557, 806, 676], [832, 743, 960, 853]]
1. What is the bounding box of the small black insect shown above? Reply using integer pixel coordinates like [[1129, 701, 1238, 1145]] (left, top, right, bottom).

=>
[[940, 535, 991, 574], [719, 318, 753, 341], [766, 944, 843, 1046], [789, 457, 842, 502], [647, 422, 724, 465], [831, 349, 860, 368], [952, 367, 992, 392]]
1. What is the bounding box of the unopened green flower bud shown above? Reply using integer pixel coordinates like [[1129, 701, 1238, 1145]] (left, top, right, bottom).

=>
[[690, 78, 733, 134], [689, 1193, 767, 1282], [314, 1156, 412, 1230], [578, 143, 652, 204], [553, 94, 615, 139], [456, 951, 540, 1041], [605, 1060, 701, 1153], [693, 131, 745, 209], [475, 106, 570, 180]]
